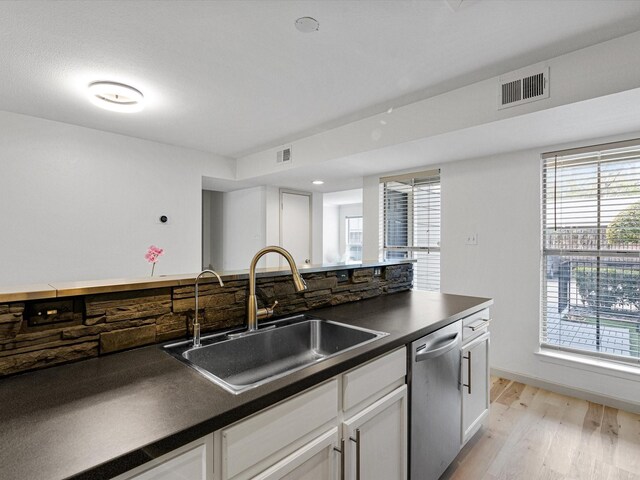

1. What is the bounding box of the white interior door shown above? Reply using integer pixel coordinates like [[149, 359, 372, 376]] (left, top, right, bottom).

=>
[[281, 191, 311, 265]]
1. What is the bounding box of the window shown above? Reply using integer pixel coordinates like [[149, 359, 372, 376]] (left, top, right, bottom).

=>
[[380, 169, 441, 291], [542, 140, 640, 365], [345, 216, 363, 262]]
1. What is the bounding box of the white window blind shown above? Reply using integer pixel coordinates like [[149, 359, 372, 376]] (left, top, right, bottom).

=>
[[380, 170, 441, 291], [541, 141, 640, 365]]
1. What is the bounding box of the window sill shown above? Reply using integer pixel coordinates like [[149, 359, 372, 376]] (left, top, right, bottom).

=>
[[536, 348, 640, 383]]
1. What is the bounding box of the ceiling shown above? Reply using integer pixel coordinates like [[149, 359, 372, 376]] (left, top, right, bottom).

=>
[[2, 0, 640, 159], [214, 87, 640, 193], [323, 189, 363, 206]]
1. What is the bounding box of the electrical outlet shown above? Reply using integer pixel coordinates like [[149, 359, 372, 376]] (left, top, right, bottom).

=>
[[466, 233, 478, 245]]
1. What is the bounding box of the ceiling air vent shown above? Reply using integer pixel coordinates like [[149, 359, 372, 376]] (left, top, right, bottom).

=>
[[277, 146, 292, 164], [498, 65, 549, 109]]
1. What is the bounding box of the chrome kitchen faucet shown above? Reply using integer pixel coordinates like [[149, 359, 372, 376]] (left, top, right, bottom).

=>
[[192, 269, 224, 348]]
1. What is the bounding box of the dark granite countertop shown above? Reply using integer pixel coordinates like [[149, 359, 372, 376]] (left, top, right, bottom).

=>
[[0, 290, 492, 480]]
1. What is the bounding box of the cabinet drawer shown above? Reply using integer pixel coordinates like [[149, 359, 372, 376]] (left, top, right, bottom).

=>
[[342, 347, 406, 412], [461, 308, 491, 344], [114, 436, 212, 480], [221, 380, 338, 479]]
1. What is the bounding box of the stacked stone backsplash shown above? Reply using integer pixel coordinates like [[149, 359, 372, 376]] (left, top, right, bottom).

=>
[[0, 263, 412, 377]]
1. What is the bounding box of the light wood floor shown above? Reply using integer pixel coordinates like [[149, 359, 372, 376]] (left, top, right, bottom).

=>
[[441, 377, 640, 480]]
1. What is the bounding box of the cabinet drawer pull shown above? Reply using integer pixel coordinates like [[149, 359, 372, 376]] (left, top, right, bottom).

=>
[[463, 351, 472, 394], [466, 318, 491, 331], [349, 429, 361, 480]]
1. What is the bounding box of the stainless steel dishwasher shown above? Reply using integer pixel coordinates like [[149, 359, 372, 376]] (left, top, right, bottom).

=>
[[409, 320, 462, 480]]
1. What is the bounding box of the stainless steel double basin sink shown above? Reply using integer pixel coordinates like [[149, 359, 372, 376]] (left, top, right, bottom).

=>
[[164, 314, 388, 394]]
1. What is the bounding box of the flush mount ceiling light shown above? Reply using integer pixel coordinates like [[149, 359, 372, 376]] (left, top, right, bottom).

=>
[[312, 180, 324, 185], [295, 17, 319, 33], [88, 81, 144, 113]]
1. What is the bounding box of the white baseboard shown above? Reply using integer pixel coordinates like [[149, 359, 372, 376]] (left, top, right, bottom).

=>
[[491, 367, 640, 415]]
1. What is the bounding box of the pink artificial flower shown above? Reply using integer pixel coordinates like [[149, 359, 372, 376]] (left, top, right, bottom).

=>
[[145, 245, 164, 264], [146, 245, 164, 276]]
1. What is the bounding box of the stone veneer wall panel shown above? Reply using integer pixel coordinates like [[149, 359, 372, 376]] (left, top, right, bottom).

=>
[[0, 264, 412, 377]]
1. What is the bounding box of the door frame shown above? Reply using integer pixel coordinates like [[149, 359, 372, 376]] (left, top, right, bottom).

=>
[[279, 189, 313, 265]]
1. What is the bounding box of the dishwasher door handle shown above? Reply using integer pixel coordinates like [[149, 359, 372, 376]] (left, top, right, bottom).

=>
[[415, 333, 460, 361]]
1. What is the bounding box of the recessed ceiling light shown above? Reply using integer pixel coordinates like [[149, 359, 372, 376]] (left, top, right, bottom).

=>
[[88, 81, 144, 113], [312, 180, 324, 185], [295, 17, 319, 33]]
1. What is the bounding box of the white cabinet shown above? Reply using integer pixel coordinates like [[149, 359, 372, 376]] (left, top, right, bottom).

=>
[[114, 436, 213, 480], [342, 385, 408, 480], [461, 331, 490, 445], [217, 380, 338, 480], [212, 347, 407, 480], [252, 428, 340, 480]]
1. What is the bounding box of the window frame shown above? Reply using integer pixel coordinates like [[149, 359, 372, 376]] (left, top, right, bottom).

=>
[[380, 169, 441, 292], [540, 140, 640, 366]]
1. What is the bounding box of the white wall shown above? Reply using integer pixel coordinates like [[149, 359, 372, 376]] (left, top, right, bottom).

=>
[[362, 175, 381, 261], [221, 186, 266, 271], [202, 190, 224, 270], [311, 192, 323, 265], [361, 131, 640, 407], [321, 202, 362, 264], [323, 205, 340, 264], [221, 186, 323, 270], [0, 111, 235, 286], [441, 147, 640, 407]]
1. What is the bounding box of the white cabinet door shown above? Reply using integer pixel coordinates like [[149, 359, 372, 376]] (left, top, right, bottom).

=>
[[116, 436, 213, 480], [252, 428, 339, 480], [343, 385, 407, 480], [461, 331, 490, 445]]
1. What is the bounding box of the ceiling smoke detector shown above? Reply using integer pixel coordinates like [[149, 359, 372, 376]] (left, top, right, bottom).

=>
[[88, 81, 144, 113], [295, 17, 319, 33]]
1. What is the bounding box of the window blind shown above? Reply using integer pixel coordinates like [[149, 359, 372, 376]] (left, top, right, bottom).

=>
[[541, 141, 640, 365], [380, 169, 441, 291]]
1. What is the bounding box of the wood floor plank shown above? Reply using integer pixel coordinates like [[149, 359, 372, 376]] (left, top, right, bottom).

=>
[[600, 406, 619, 465], [542, 393, 589, 475], [443, 380, 640, 480], [494, 381, 526, 407], [536, 465, 565, 480], [444, 385, 542, 480], [442, 403, 511, 480], [613, 409, 640, 474], [582, 401, 604, 437], [489, 377, 512, 403], [487, 389, 564, 479]]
